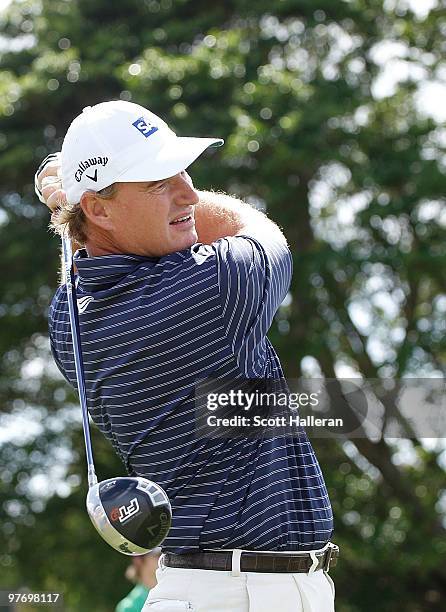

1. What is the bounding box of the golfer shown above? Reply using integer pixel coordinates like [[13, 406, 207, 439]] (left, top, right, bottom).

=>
[[36, 100, 338, 612]]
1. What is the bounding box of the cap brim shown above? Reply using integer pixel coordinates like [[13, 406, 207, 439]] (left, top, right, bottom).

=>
[[115, 136, 224, 183]]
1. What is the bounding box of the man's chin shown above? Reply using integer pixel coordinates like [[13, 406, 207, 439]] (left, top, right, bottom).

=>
[[175, 228, 198, 251]]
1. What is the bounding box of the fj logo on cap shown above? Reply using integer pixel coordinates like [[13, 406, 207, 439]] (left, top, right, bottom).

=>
[[132, 116, 159, 138]]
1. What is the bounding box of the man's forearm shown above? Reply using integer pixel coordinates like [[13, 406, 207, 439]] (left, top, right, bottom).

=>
[[194, 190, 287, 245]]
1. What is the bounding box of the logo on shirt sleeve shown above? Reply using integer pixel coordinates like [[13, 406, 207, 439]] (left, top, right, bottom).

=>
[[132, 116, 159, 138]]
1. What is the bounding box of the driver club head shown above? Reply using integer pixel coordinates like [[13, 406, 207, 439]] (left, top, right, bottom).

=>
[[86, 476, 172, 555]]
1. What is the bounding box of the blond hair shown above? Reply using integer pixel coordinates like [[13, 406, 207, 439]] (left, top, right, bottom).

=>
[[49, 183, 118, 246]]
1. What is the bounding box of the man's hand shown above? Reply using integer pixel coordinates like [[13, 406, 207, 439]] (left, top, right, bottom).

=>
[[35, 152, 67, 218], [35, 153, 80, 280]]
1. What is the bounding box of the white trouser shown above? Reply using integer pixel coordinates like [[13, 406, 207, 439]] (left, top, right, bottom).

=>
[[142, 549, 336, 612]]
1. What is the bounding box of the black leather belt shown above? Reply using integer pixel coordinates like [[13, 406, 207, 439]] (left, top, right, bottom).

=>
[[163, 543, 339, 574]]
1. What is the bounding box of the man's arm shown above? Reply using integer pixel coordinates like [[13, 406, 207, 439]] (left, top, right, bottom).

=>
[[195, 192, 292, 374], [194, 190, 288, 247]]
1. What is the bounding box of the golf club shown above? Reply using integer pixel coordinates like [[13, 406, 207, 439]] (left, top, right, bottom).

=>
[[61, 233, 172, 555]]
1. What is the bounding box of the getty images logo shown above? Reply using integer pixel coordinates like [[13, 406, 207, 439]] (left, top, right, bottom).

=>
[[132, 116, 159, 138]]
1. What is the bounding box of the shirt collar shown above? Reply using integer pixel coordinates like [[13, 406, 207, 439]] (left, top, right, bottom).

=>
[[74, 249, 158, 287]]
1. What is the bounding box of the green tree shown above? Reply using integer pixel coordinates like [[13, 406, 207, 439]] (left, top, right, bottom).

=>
[[1, 1, 445, 610]]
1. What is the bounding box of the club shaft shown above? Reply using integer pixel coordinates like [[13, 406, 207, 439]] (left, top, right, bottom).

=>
[[62, 235, 98, 488]]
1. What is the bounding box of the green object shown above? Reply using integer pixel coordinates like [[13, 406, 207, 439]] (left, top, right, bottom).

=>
[[115, 584, 150, 612]]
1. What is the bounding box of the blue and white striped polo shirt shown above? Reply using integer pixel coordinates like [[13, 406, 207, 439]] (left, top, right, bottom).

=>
[[49, 235, 333, 553]]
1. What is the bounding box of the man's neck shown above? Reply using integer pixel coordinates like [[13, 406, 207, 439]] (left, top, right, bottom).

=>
[[84, 242, 118, 257]]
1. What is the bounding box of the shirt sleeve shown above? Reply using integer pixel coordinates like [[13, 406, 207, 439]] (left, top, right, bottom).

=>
[[48, 286, 73, 387], [196, 234, 293, 376]]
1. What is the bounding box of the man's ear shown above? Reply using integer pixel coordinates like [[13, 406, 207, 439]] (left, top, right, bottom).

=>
[[80, 191, 115, 231]]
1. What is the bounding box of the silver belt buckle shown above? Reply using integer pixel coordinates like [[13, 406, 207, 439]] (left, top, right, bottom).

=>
[[323, 543, 338, 572], [308, 542, 335, 574]]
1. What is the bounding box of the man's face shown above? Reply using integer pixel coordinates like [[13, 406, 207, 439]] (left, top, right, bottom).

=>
[[93, 171, 200, 257]]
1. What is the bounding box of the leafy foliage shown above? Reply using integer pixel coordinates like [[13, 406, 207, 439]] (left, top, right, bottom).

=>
[[0, 1, 445, 610]]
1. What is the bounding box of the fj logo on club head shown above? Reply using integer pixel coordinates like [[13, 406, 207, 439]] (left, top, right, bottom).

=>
[[132, 116, 159, 138], [118, 497, 140, 523]]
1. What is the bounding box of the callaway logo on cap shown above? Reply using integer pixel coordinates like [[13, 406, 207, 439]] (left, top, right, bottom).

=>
[[61, 100, 224, 205]]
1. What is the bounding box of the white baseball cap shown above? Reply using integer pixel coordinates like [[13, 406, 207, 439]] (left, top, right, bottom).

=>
[[61, 100, 224, 204]]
